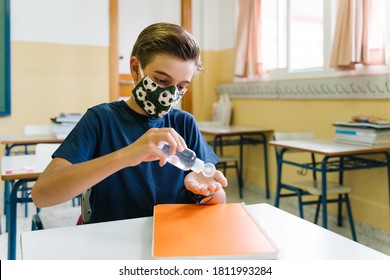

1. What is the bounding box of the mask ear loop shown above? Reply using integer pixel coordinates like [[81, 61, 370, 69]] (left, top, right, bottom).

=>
[[134, 60, 145, 86], [138, 64, 145, 80]]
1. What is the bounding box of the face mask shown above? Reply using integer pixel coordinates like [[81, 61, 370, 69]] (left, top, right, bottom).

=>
[[132, 75, 186, 118]]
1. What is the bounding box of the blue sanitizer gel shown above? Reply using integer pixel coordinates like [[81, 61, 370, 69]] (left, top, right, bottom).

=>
[[158, 142, 216, 177]]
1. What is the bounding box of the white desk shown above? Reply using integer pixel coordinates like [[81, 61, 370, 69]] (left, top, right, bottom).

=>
[[269, 139, 390, 237], [1, 154, 50, 175], [21, 203, 389, 260], [0, 135, 62, 224], [1, 154, 50, 259]]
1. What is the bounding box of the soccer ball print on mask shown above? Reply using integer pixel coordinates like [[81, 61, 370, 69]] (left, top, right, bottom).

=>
[[132, 76, 184, 118]]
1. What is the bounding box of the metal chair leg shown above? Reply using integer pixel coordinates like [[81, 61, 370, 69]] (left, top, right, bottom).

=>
[[314, 196, 321, 224], [337, 194, 343, 227], [274, 156, 283, 207], [344, 194, 357, 241], [297, 191, 304, 219], [234, 161, 243, 198], [22, 183, 29, 218]]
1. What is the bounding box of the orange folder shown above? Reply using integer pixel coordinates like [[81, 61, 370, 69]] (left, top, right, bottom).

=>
[[152, 203, 279, 259]]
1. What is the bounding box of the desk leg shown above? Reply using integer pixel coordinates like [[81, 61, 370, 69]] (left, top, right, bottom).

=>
[[212, 136, 218, 153], [321, 158, 329, 229], [259, 133, 270, 199], [4, 144, 13, 217], [7, 180, 21, 260], [337, 157, 345, 227], [239, 135, 244, 193], [7, 179, 35, 260], [386, 153, 390, 211], [4, 181, 10, 216], [5, 144, 12, 156], [274, 150, 285, 207]]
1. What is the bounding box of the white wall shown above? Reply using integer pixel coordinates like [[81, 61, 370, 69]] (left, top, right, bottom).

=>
[[11, 0, 109, 46], [118, 0, 181, 74]]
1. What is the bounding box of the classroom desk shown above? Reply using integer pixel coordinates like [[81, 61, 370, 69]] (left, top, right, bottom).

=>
[[0, 135, 62, 156], [20, 203, 389, 260], [1, 154, 50, 260], [198, 123, 273, 198], [269, 138, 390, 231], [0, 135, 62, 217]]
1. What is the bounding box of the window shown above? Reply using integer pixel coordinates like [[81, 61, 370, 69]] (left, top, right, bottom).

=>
[[259, 0, 389, 79], [289, 0, 324, 70], [262, 0, 324, 72], [386, 0, 390, 61]]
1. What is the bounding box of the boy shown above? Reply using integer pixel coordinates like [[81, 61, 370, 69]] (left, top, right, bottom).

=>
[[32, 22, 228, 223]]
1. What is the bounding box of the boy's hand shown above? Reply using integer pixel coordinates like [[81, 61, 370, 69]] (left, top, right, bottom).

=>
[[184, 170, 228, 196], [126, 128, 186, 167]]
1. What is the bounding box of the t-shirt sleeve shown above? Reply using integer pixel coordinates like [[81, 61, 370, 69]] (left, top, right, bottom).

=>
[[52, 108, 101, 164]]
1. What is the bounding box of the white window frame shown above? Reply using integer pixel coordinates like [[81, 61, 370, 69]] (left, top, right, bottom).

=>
[[234, 0, 390, 83]]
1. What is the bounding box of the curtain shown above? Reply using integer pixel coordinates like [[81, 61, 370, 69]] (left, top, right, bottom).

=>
[[330, 0, 387, 70], [234, 0, 263, 77]]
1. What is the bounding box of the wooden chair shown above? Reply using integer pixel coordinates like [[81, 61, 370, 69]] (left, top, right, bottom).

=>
[[273, 132, 357, 241]]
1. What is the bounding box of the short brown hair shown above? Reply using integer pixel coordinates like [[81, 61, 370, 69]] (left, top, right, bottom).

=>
[[131, 22, 203, 74]]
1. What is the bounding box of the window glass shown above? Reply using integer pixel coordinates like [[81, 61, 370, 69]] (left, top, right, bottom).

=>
[[385, 0, 390, 60], [289, 0, 324, 70], [261, 0, 279, 70], [258, 0, 388, 79], [261, 0, 324, 72]]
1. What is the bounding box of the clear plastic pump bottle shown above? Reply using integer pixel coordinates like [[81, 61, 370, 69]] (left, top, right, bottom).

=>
[[158, 142, 216, 177]]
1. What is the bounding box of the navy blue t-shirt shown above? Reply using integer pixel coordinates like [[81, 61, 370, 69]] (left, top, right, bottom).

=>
[[52, 101, 218, 223]]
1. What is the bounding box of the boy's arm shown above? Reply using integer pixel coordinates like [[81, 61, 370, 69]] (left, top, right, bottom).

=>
[[32, 127, 188, 208], [31, 150, 129, 208]]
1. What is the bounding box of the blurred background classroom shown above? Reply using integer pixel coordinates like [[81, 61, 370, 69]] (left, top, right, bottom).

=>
[[1, 0, 390, 259]]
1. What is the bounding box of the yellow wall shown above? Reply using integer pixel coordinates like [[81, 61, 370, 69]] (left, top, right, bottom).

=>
[[0, 42, 109, 137], [194, 48, 390, 231], [193, 49, 235, 121]]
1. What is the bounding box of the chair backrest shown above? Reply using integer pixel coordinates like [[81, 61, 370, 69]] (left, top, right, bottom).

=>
[[274, 132, 314, 141], [24, 125, 54, 136], [35, 143, 61, 159], [273, 132, 315, 153], [273, 132, 317, 179]]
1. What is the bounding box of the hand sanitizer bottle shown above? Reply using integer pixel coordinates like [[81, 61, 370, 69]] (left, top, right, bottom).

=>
[[158, 142, 216, 177]]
